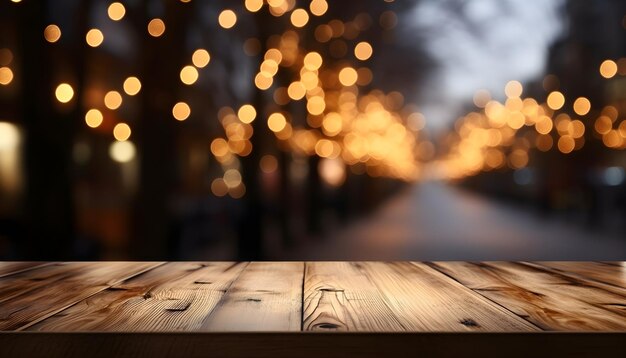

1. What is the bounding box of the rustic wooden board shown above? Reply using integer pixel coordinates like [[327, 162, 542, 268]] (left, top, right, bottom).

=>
[[2, 261, 626, 335], [29, 262, 247, 332], [366, 262, 538, 331], [430, 261, 626, 331], [0, 262, 161, 331], [303, 262, 406, 331], [0, 262, 51, 278], [202, 262, 304, 331]]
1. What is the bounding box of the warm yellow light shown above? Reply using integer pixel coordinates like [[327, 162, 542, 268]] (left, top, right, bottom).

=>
[[504, 80, 523, 98], [245, 0, 263, 12], [147, 18, 166, 37], [172, 102, 191, 121], [113, 122, 131, 141], [599, 59, 617, 79], [218, 10, 237, 29], [267, 113, 287, 132], [319, 158, 345, 186], [603, 130, 622, 148], [260, 59, 279, 76], [104, 90, 123, 110], [211, 138, 230, 157], [223, 169, 242, 188], [211, 178, 228, 197], [338, 67, 358, 86], [322, 112, 342, 136], [354, 42, 373, 61], [86, 29, 104, 47], [572, 97, 591, 116], [0, 67, 13, 85], [535, 134, 553, 152], [557, 135, 575, 154], [535, 116, 553, 135], [254, 72, 273, 90], [55, 83, 74, 103], [109, 140, 135, 163], [546, 91, 565, 110], [300, 72, 318, 90], [260, 155, 278, 173], [107, 2, 126, 21], [508, 149, 528, 169], [264, 48, 283, 63], [287, 81, 306, 100], [290, 8, 309, 28], [192, 49, 211, 68], [309, 0, 328, 16], [44, 24, 61, 43], [570, 119, 585, 138], [594, 116, 612, 135], [237, 104, 257, 124], [307, 96, 325, 115], [123, 76, 141, 96], [315, 139, 338, 158], [303, 52, 323, 70], [180, 65, 199, 85], [85, 109, 103, 128]]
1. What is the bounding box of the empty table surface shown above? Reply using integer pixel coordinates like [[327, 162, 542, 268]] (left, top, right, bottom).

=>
[[1, 261, 624, 357]]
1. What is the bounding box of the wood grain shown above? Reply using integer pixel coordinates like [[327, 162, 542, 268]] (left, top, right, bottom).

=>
[[365, 262, 538, 331], [29, 262, 247, 332], [303, 262, 406, 331], [0, 262, 51, 278], [202, 262, 304, 331], [1, 261, 625, 334], [530, 261, 626, 291], [0, 262, 160, 330], [430, 261, 626, 331]]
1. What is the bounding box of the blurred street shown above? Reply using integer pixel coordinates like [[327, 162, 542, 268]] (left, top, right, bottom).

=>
[[1, 1, 625, 261], [284, 181, 626, 260]]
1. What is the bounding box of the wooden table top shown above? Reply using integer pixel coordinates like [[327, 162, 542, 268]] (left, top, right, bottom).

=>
[[1, 261, 625, 333]]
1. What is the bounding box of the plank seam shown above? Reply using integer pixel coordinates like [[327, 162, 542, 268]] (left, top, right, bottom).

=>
[[423, 262, 544, 332], [198, 262, 251, 328], [300, 262, 306, 332], [15, 262, 167, 331]]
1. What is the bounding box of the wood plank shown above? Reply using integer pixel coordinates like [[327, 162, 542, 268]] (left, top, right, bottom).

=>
[[201, 262, 304, 331], [530, 261, 626, 290], [303, 262, 406, 331], [364, 262, 538, 331], [29, 262, 247, 332], [0, 262, 161, 331], [0, 262, 52, 278], [430, 261, 626, 331]]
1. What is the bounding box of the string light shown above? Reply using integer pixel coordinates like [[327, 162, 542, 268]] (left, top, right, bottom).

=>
[[123, 77, 141, 96], [44, 24, 61, 43], [107, 2, 126, 21], [148, 18, 166, 37], [55, 83, 74, 103]]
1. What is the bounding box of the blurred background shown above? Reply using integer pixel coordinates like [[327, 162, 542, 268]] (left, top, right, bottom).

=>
[[0, 0, 625, 261]]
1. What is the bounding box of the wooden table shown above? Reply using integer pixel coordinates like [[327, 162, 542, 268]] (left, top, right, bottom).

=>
[[0, 261, 624, 357]]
